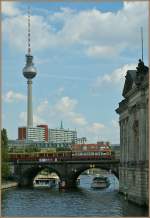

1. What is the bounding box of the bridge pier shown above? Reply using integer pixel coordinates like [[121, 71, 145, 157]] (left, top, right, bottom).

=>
[[59, 177, 77, 189], [18, 176, 33, 187]]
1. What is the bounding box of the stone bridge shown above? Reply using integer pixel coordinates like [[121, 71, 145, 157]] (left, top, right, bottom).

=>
[[11, 159, 120, 188]]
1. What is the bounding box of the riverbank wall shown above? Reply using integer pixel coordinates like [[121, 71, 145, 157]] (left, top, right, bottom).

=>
[[1, 181, 18, 190]]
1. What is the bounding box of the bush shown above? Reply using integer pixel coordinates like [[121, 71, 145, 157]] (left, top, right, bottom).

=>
[[1, 128, 10, 179]]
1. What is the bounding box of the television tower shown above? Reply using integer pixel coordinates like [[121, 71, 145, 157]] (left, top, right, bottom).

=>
[[23, 7, 37, 127]]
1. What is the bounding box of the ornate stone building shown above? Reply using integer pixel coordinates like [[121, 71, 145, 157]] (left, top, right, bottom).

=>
[[116, 59, 149, 206]]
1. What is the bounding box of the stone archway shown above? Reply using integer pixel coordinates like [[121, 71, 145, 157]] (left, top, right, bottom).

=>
[[66, 166, 119, 189], [18, 166, 61, 187]]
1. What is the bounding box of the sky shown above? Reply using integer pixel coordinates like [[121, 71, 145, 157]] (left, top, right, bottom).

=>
[[2, 1, 148, 143]]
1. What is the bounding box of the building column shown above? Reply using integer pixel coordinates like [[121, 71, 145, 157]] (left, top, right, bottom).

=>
[[138, 102, 146, 161], [120, 121, 123, 162], [124, 118, 128, 162], [126, 118, 129, 162], [128, 109, 134, 161], [145, 100, 149, 161], [122, 120, 125, 162]]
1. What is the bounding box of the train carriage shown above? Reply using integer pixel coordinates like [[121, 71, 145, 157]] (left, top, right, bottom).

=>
[[8, 148, 113, 162]]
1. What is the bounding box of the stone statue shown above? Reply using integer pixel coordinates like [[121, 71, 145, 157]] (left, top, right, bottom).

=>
[[135, 59, 148, 86]]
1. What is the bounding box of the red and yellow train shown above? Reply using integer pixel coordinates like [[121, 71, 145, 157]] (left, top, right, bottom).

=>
[[8, 149, 113, 162]]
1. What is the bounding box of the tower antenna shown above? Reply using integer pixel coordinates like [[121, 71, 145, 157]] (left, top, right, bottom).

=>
[[28, 6, 31, 55], [141, 26, 143, 61]]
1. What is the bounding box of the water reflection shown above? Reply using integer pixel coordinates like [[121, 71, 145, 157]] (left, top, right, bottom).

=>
[[2, 175, 148, 217]]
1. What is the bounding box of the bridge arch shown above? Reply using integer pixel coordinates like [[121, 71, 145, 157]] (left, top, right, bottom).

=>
[[18, 165, 61, 187], [68, 164, 119, 189]]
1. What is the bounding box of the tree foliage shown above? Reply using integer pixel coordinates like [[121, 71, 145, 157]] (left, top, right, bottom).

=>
[[1, 128, 10, 179], [56, 147, 71, 151]]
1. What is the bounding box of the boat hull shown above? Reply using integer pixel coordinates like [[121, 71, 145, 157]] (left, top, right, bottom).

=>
[[91, 183, 110, 189], [91, 176, 110, 189]]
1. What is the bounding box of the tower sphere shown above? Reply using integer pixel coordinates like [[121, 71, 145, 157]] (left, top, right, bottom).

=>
[[23, 54, 37, 79]]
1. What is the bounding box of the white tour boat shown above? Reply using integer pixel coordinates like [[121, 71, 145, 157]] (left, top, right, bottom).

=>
[[91, 176, 110, 189], [33, 174, 59, 188]]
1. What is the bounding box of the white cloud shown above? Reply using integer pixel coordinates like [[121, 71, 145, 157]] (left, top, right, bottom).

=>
[[3, 90, 26, 103], [23, 96, 87, 127], [111, 119, 119, 129], [2, 1, 148, 57], [86, 45, 120, 58], [75, 121, 107, 143], [2, 2, 21, 16], [18, 95, 119, 143], [87, 122, 106, 134], [3, 14, 55, 53], [33, 114, 46, 126], [53, 96, 87, 126], [19, 111, 45, 126], [55, 96, 77, 113], [37, 100, 49, 114], [48, 7, 75, 25], [4, 3, 145, 143], [68, 112, 87, 126], [92, 63, 137, 90]]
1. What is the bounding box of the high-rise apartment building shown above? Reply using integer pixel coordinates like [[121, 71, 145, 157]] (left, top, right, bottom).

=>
[[18, 122, 78, 145], [37, 125, 48, 142], [48, 123, 77, 147], [27, 127, 45, 142], [18, 126, 46, 142], [18, 127, 26, 140]]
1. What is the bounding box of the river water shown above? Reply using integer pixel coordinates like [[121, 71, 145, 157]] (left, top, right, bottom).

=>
[[2, 175, 148, 217]]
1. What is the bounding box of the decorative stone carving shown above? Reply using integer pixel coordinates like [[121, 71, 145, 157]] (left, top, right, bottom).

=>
[[128, 105, 136, 114], [135, 59, 149, 86], [136, 102, 146, 109], [122, 70, 136, 97]]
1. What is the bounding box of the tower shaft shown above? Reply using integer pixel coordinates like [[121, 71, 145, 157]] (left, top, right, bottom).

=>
[[27, 79, 33, 127]]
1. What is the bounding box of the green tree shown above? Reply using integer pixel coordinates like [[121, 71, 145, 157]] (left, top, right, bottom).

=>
[[25, 145, 40, 152], [56, 147, 71, 152], [1, 128, 10, 180]]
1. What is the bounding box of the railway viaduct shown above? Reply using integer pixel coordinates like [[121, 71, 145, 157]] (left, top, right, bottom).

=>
[[10, 159, 120, 188]]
